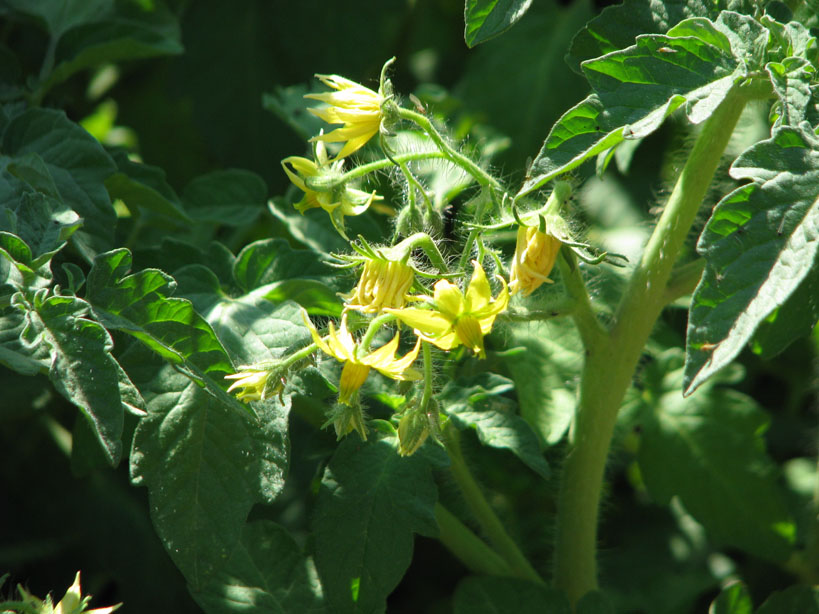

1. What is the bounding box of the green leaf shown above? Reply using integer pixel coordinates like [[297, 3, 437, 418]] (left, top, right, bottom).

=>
[[438, 373, 550, 479], [520, 13, 759, 197], [453, 576, 570, 614], [128, 346, 291, 588], [710, 582, 753, 614], [46, 1, 183, 90], [262, 84, 326, 141], [173, 263, 311, 367], [751, 264, 819, 359], [566, 0, 720, 72], [505, 318, 583, 445], [637, 350, 795, 561], [85, 248, 246, 415], [0, 153, 83, 270], [14, 290, 144, 465], [1, 108, 117, 260], [312, 435, 438, 613], [104, 149, 191, 222], [766, 57, 815, 127], [3, 0, 112, 38], [182, 170, 267, 227], [454, 0, 592, 172], [191, 520, 325, 614], [756, 585, 819, 614], [463, 0, 533, 47], [0, 310, 47, 375], [684, 127, 819, 392]]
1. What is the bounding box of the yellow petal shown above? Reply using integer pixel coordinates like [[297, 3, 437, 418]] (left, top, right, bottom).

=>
[[472, 275, 509, 321], [387, 307, 453, 337], [465, 261, 492, 312], [301, 309, 337, 359], [431, 279, 464, 319]]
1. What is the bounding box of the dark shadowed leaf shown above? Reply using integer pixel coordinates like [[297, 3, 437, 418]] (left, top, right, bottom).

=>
[[756, 585, 819, 614], [313, 435, 438, 613], [128, 345, 291, 589], [191, 520, 325, 614], [438, 373, 550, 478], [14, 289, 144, 464], [638, 350, 795, 561], [182, 169, 267, 227], [1, 108, 117, 260], [453, 576, 570, 613]]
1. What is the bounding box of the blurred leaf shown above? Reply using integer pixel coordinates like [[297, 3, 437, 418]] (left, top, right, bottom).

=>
[[710, 582, 752, 614], [637, 350, 795, 561], [520, 13, 765, 196], [14, 290, 145, 464], [191, 520, 325, 614], [262, 84, 325, 141], [685, 127, 819, 392], [505, 318, 583, 445], [128, 345, 291, 589], [438, 373, 550, 478], [1, 108, 117, 260], [453, 576, 570, 613], [755, 585, 819, 613], [577, 591, 615, 614], [3, 0, 183, 94], [105, 149, 191, 222], [313, 435, 438, 613], [455, 0, 591, 172], [182, 169, 267, 227], [463, 0, 533, 47]]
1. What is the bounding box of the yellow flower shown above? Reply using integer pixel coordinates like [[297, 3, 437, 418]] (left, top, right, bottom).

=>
[[305, 74, 384, 159], [344, 257, 415, 313], [387, 261, 509, 358], [15, 571, 122, 614], [509, 224, 562, 297], [225, 367, 271, 402], [282, 140, 381, 237], [302, 310, 421, 406]]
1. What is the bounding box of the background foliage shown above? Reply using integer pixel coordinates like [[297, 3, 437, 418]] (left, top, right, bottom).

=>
[[1, 0, 817, 613]]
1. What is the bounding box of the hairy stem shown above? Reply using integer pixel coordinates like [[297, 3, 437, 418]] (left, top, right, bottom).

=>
[[443, 421, 543, 583], [434, 503, 514, 577], [552, 84, 753, 606]]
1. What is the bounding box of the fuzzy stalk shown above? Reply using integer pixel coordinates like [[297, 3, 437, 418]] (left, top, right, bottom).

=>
[[551, 84, 754, 606]]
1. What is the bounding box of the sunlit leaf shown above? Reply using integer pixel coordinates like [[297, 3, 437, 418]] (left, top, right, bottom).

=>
[[520, 13, 766, 196], [684, 127, 819, 392], [464, 0, 533, 47], [709, 582, 752, 614]]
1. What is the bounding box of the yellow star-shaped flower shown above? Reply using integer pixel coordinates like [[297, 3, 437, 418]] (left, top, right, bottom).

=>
[[282, 140, 381, 237], [387, 261, 509, 358], [305, 74, 384, 159], [302, 310, 421, 405]]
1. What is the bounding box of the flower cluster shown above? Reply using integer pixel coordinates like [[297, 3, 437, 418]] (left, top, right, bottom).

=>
[[227, 63, 604, 454]]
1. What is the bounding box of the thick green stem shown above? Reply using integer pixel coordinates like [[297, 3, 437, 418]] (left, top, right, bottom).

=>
[[552, 85, 752, 606], [443, 421, 543, 583], [339, 151, 450, 183]]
